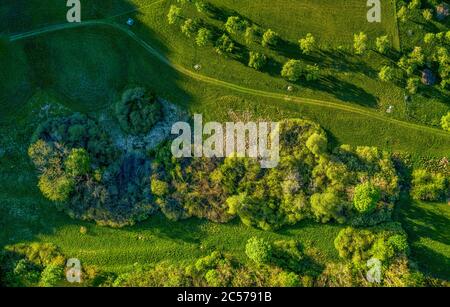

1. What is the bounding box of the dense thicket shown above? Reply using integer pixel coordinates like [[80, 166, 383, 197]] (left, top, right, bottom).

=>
[[115, 87, 163, 135], [152, 119, 400, 230], [29, 112, 157, 227]]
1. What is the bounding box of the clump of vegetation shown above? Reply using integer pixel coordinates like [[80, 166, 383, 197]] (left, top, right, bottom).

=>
[[0, 243, 65, 287], [248, 51, 267, 71], [29, 111, 156, 227], [152, 119, 399, 230], [245, 237, 272, 265], [411, 169, 447, 201], [353, 182, 381, 214], [262, 29, 279, 48], [299, 33, 316, 55], [334, 223, 409, 266], [115, 87, 163, 135]]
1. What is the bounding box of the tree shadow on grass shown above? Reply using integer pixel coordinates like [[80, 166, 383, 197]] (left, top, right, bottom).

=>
[[301, 75, 379, 108], [395, 193, 450, 280], [127, 214, 205, 245]]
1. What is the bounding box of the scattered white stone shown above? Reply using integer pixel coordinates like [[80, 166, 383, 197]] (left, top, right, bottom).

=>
[[386, 105, 394, 114], [194, 64, 202, 71], [287, 85, 294, 92]]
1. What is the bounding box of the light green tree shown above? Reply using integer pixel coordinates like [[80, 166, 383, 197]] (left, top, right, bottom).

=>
[[167, 5, 182, 25], [281, 59, 303, 82], [441, 112, 450, 131], [299, 33, 316, 55], [245, 237, 272, 265], [378, 65, 395, 82], [196, 28, 212, 47], [376, 35, 390, 54], [262, 29, 279, 48], [248, 51, 267, 70], [353, 182, 380, 214], [354, 32, 368, 55]]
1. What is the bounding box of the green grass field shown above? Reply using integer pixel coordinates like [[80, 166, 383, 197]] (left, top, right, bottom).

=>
[[0, 0, 449, 280], [395, 195, 450, 280]]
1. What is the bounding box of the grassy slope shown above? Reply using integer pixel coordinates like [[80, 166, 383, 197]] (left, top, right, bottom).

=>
[[395, 195, 450, 280], [0, 0, 448, 277]]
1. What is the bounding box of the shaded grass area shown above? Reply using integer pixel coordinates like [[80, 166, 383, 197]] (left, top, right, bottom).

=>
[[395, 194, 450, 280]]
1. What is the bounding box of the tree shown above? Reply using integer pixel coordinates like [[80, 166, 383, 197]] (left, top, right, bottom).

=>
[[411, 169, 447, 201], [167, 5, 182, 25], [376, 35, 390, 54], [281, 59, 303, 82], [39, 264, 63, 287], [409, 47, 425, 66], [115, 87, 162, 135], [406, 77, 420, 94], [225, 16, 246, 35], [181, 19, 198, 37], [397, 6, 410, 22], [195, 0, 207, 13], [423, 9, 433, 21], [245, 25, 259, 44], [424, 33, 437, 45], [311, 190, 348, 223], [353, 182, 380, 214], [196, 28, 212, 47], [354, 32, 368, 55], [305, 64, 320, 81], [248, 51, 267, 70], [299, 33, 316, 55], [64, 148, 90, 177], [38, 174, 74, 202], [215, 34, 235, 55], [378, 65, 395, 82], [306, 133, 327, 156], [408, 0, 421, 11], [262, 29, 279, 48], [441, 112, 450, 131], [245, 237, 272, 265], [151, 178, 169, 197]]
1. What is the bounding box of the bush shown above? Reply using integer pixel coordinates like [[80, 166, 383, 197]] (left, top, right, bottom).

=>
[[225, 16, 246, 34], [39, 264, 64, 287], [299, 33, 316, 55], [310, 190, 348, 223], [306, 133, 327, 156], [441, 112, 450, 131], [262, 29, 278, 48], [281, 60, 303, 82], [245, 237, 272, 265], [334, 224, 408, 266], [354, 32, 368, 55], [181, 19, 198, 37], [215, 34, 235, 55], [38, 174, 74, 202], [196, 28, 212, 47], [353, 182, 380, 214], [376, 35, 390, 54], [64, 148, 90, 177], [115, 87, 162, 135], [248, 51, 267, 70], [411, 169, 447, 201]]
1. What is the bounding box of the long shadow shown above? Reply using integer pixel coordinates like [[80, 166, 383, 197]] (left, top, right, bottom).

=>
[[300, 75, 379, 107], [395, 192, 450, 280]]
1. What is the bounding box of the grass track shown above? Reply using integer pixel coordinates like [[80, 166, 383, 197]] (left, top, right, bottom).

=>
[[9, 20, 450, 141]]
